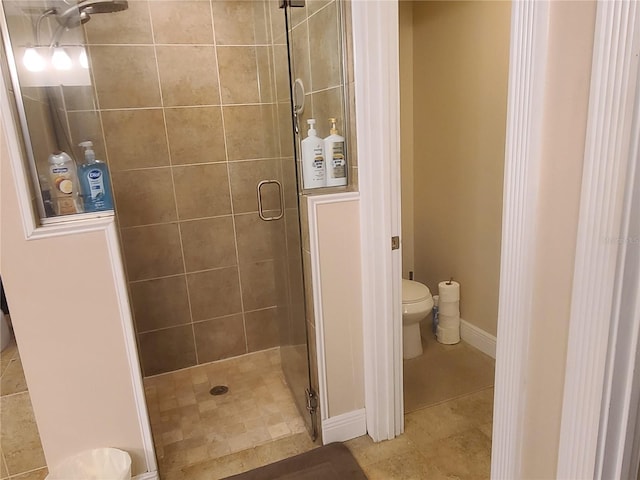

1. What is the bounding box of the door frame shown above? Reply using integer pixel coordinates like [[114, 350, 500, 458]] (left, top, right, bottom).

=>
[[351, 0, 552, 475]]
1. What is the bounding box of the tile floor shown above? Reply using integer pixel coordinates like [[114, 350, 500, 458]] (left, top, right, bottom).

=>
[[404, 331, 496, 412], [154, 335, 495, 480], [0, 336, 48, 480], [144, 348, 308, 478]]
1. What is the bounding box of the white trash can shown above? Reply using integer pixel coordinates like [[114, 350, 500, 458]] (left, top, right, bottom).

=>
[[45, 448, 131, 480]]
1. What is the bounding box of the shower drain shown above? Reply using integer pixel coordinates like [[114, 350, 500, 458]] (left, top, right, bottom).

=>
[[209, 385, 229, 396]]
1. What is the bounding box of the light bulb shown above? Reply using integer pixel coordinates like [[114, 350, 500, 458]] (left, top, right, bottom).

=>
[[23, 47, 45, 72], [79, 48, 89, 69], [51, 47, 72, 70]]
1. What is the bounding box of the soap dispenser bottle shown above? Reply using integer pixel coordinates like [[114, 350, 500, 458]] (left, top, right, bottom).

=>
[[48, 150, 82, 215], [78, 141, 114, 212], [301, 119, 326, 189], [324, 118, 347, 187]]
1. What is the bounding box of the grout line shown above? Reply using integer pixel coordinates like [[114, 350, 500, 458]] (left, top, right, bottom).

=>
[[146, 0, 198, 366], [6, 466, 48, 480], [108, 156, 284, 174], [68, 101, 280, 113], [210, 1, 249, 356], [85, 42, 275, 48]]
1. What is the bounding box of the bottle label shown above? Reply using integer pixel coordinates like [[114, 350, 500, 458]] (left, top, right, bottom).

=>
[[86, 168, 105, 200], [312, 145, 324, 180], [331, 142, 346, 178]]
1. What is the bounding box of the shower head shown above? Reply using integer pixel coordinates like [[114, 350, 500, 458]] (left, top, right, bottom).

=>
[[54, 0, 129, 28]]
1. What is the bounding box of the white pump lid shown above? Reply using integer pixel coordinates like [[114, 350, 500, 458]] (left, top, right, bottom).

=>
[[307, 119, 317, 136], [402, 279, 432, 303], [79, 141, 96, 163]]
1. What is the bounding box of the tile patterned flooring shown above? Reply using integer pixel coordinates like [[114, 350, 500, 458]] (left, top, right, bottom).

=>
[[151, 336, 495, 480], [0, 331, 494, 480], [144, 348, 308, 477], [0, 338, 48, 480]]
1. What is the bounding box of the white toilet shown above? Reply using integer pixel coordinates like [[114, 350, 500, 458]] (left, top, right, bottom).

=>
[[402, 279, 434, 359]]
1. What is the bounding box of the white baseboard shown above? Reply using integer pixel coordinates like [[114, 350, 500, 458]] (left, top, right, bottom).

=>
[[133, 471, 159, 480], [460, 319, 497, 359], [321, 408, 367, 444]]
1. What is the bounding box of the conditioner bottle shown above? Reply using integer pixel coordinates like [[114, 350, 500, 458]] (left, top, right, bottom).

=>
[[324, 118, 347, 187]]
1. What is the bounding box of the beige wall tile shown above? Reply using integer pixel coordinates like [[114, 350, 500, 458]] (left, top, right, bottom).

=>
[[121, 224, 184, 281], [268, 0, 286, 44], [211, 1, 268, 46], [288, 3, 307, 28], [62, 85, 97, 111], [180, 217, 237, 272], [111, 168, 177, 227], [0, 393, 46, 475], [173, 164, 231, 219], [0, 450, 8, 478], [290, 21, 311, 90], [277, 102, 294, 158], [307, 0, 332, 16], [150, 1, 214, 44], [245, 308, 279, 352], [234, 213, 285, 264], [130, 276, 191, 332], [239, 260, 277, 311], [187, 267, 242, 320], [308, 2, 342, 91], [281, 158, 297, 208], [229, 159, 281, 214], [257, 46, 274, 104], [138, 325, 197, 376], [311, 87, 343, 140], [194, 314, 246, 363], [273, 45, 290, 102], [224, 105, 277, 160], [90, 46, 161, 109], [217, 47, 260, 105], [84, 0, 153, 45], [101, 109, 170, 171], [157, 46, 220, 107], [165, 107, 226, 165], [66, 111, 107, 161]]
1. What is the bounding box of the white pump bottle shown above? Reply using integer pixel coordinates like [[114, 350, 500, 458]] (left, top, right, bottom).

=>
[[301, 119, 326, 189]]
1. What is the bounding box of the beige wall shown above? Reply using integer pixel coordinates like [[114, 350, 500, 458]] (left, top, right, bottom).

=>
[[315, 199, 364, 417], [0, 121, 149, 474], [521, 2, 596, 477], [410, 1, 510, 336], [399, 1, 415, 279]]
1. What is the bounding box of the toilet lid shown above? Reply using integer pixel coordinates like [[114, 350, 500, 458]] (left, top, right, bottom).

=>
[[402, 279, 431, 303]]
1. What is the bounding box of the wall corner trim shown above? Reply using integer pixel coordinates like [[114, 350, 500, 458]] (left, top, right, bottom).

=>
[[321, 409, 367, 445], [460, 320, 497, 359], [557, 3, 640, 478], [490, 1, 551, 478]]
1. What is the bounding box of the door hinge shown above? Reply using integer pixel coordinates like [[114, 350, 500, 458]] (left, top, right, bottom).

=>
[[391, 236, 400, 250]]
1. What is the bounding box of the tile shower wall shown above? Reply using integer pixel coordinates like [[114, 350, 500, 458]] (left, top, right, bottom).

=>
[[81, 0, 295, 376]]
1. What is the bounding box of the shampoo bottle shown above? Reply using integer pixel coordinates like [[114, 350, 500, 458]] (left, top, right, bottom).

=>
[[324, 118, 347, 187], [78, 141, 114, 212], [301, 119, 326, 189], [48, 150, 82, 215]]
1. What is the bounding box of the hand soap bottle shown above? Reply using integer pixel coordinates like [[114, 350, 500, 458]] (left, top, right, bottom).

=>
[[78, 141, 114, 212], [301, 119, 326, 189], [48, 150, 82, 215], [324, 118, 347, 187]]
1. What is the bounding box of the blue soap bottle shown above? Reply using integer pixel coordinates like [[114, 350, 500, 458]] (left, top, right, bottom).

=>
[[78, 141, 114, 212]]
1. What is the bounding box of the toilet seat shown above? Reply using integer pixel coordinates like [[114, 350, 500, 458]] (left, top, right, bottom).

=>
[[402, 279, 431, 304]]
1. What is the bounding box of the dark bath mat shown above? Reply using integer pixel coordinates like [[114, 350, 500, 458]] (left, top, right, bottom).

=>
[[223, 442, 368, 480]]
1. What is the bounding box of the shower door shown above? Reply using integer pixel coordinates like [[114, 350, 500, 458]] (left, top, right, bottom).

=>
[[275, 0, 350, 442]]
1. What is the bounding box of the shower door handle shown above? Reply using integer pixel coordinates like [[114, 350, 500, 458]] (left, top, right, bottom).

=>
[[257, 180, 284, 221]]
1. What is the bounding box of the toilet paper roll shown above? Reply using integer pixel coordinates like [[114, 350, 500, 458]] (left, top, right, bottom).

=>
[[438, 300, 460, 317], [438, 281, 460, 303], [438, 314, 460, 329], [436, 323, 460, 345]]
